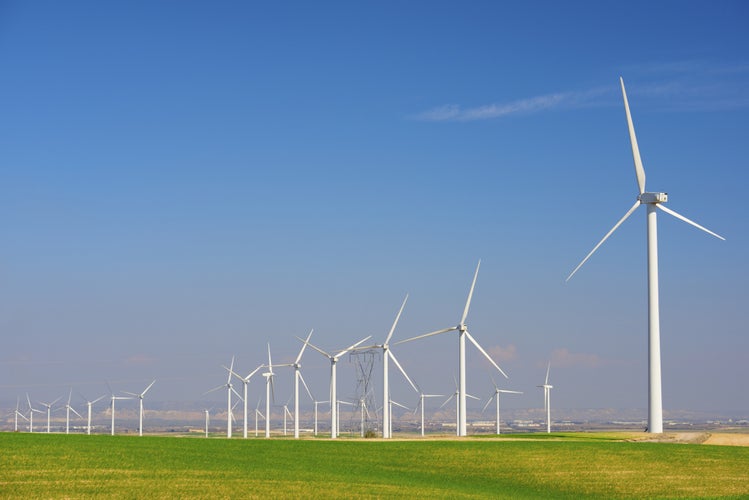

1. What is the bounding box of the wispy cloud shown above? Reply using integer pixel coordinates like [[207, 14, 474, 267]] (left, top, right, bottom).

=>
[[413, 61, 749, 121], [548, 348, 604, 369], [487, 344, 518, 363]]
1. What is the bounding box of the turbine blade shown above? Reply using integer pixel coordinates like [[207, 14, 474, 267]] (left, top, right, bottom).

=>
[[295, 329, 314, 364], [498, 390, 523, 394], [465, 330, 508, 379], [71, 407, 83, 419], [439, 394, 455, 408], [460, 260, 481, 326], [656, 204, 726, 241], [142, 380, 156, 396], [384, 294, 409, 345], [545, 362, 551, 385], [335, 335, 372, 359], [227, 356, 235, 384], [67, 388, 73, 406], [621, 77, 646, 195], [481, 396, 494, 414], [92, 395, 105, 404], [267, 343, 273, 371], [299, 337, 331, 358], [566, 199, 641, 281], [246, 364, 264, 380], [394, 327, 456, 345], [388, 351, 419, 393], [298, 372, 314, 401]]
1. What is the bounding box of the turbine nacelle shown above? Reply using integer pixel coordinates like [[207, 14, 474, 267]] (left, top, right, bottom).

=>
[[638, 192, 668, 204]]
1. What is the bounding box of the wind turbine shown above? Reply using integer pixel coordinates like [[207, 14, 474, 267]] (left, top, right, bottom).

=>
[[537, 362, 553, 434], [205, 356, 242, 438], [354, 295, 419, 438], [263, 343, 292, 438], [396, 260, 508, 436], [440, 379, 479, 436], [566, 77, 725, 434], [124, 380, 156, 437], [288, 329, 315, 439], [39, 396, 62, 433], [254, 397, 264, 437], [482, 377, 522, 435], [80, 393, 105, 435], [414, 393, 443, 437], [63, 389, 83, 434], [303, 335, 371, 439], [227, 363, 263, 439], [14, 397, 29, 432], [26, 394, 43, 433], [203, 408, 212, 438], [107, 384, 132, 436]]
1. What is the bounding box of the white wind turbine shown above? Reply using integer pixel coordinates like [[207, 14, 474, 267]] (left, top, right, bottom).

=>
[[537, 362, 553, 434], [396, 261, 508, 437], [63, 389, 83, 434], [205, 356, 242, 438], [414, 393, 443, 437], [566, 77, 725, 434], [482, 377, 522, 435], [263, 343, 292, 438], [354, 295, 419, 438], [440, 379, 479, 436], [39, 396, 62, 433], [26, 394, 43, 433], [124, 380, 156, 437], [203, 408, 212, 438], [81, 393, 105, 435], [254, 397, 264, 437], [289, 329, 315, 439], [107, 384, 132, 436], [303, 335, 371, 439], [227, 363, 263, 439], [14, 397, 29, 432]]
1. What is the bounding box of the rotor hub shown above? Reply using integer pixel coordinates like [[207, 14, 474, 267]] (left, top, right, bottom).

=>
[[638, 192, 667, 204]]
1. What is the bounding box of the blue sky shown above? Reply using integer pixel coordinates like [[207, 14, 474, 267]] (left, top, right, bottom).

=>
[[1, 1, 748, 418]]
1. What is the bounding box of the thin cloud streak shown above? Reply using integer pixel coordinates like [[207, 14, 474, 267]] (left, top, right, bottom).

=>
[[412, 87, 611, 122]]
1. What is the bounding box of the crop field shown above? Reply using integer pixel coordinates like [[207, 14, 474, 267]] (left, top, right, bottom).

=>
[[1, 432, 748, 499]]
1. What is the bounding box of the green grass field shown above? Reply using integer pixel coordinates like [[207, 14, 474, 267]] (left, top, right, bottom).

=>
[[1, 432, 747, 499]]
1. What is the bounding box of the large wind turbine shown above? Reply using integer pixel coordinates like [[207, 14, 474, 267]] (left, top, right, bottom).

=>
[[63, 389, 83, 434], [396, 261, 508, 436], [107, 385, 132, 436], [263, 344, 292, 438], [289, 329, 314, 439], [81, 393, 105, 435], [26, 394, 43, 433], [414, 392, 443, 437], [227, 363, 263, 439], [124, 380, 156, 437], [304, 335, 372, 439], [537, 362, 553, 434], [355, 295, 419, 438], [39, 396, 61, 433], [205, 356, 242, 438], [566, 78, 725, 434], [482, 377, 522, 435], [440, 379, 479, 436], [14, 397, 29, 432]]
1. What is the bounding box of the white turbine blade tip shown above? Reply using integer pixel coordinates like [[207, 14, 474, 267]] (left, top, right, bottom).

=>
[[656, 204, 726, 241]]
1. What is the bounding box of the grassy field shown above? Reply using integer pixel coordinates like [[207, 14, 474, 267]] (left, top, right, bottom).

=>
[[1, 432, 747, 499]]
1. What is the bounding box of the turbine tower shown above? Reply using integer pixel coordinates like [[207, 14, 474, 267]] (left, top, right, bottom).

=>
[[304, 335, 371, 439], [124, 380, 156, 437], [567, 77, 725, 434], [397, 260, 508, 436], [107, 384, 132, 436], [537, 362, 553, 434]]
